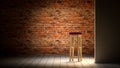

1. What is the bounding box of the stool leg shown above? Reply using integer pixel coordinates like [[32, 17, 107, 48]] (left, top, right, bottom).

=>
[[69, 47, 72, 61], [78, 47, 81, 62], [78, 47, 82, 62], [72, 47, 74, 61], [78, 47, 80, 62], [80, 47, 82, 61], [69, 47, 74, 61], [80, 35, 82, 61], [70, 35, 72, 61], [78, 35, 82, 62]]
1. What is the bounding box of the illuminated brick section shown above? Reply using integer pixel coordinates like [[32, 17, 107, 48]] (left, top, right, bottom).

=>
[[0, 0, 94, 55]]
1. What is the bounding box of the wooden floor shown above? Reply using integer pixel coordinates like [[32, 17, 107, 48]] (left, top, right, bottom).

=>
[[0, 54, 120, 68]]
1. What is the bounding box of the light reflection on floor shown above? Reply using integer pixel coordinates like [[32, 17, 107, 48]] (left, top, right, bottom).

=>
[[0, 55, 120, 68]]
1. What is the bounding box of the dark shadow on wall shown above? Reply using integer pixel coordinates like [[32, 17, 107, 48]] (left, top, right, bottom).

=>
[[96, 0, 120, 64]]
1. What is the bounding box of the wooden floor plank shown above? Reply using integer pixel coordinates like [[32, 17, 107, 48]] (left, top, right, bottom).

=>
[[32, 55, 43, 68], [65, 55, 69, 68], [52, 54, 61, 68], [59, 55, 61, 68], [17, 55, 34, 68], [83, 57, 93, 68], [0, 55, 28, 68], [74, 57, 83, 68], [60, 55, 67, 68], [35, 55, 45, 68], [45, 54, 54, 68], [66, 55, 75, 68], [20, 55, 38, 68], [35, 55, 48, 68]]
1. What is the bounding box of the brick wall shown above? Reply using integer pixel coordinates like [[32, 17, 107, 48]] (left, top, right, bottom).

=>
[[0, 0, 94, 55]]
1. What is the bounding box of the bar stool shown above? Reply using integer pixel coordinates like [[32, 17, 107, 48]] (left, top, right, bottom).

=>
[[69, 32, 82, 62]]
